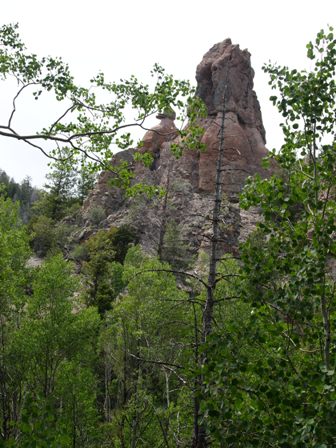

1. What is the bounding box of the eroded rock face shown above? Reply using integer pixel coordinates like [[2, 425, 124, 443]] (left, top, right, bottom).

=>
[[141, 113, 178, 156], [140, 112, 178, 170], [80, 39, 270, 260], [196, 39, 265, 135], [196, 39, 268, 193]]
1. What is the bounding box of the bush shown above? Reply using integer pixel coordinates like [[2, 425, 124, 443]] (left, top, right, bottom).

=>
[[81, 225, 138, 314], [87, 206, 106, 226], [30, 217, 74, 257], [71, 243, 89, 262], [30, 215, 56, 256]]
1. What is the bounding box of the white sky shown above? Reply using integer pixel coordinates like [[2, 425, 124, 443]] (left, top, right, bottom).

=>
[[1, 0, 335, 187]]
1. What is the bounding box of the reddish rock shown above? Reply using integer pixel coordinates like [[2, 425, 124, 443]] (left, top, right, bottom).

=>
[[196, 39, 265, 137], [141, 113, 178, 156], [196, 39, 268, 193], [80, 39, 271, 258]]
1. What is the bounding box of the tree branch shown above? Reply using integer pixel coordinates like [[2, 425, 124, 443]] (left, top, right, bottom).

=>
[[128, 352, 183, 370], [8, 82, 37, 128], [136, 268, 209, 289]]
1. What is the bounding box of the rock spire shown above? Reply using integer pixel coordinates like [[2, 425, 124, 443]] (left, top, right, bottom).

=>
[[81, 39, 270, 257]]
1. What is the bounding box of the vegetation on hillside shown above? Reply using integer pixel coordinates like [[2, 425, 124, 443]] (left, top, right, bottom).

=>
[[0, 25, 335, 447]]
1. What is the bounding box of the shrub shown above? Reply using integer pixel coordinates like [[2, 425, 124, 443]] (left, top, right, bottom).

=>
[[87, 206, 106, 226]]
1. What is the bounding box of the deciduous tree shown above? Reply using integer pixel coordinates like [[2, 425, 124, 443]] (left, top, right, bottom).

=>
[[238, 26, 336, 446], [0, 23, 205, 191]]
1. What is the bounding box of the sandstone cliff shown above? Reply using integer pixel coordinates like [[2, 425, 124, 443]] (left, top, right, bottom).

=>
[[80, 39, 269, 263]]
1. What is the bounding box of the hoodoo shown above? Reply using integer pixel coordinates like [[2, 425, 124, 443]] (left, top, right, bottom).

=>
[[81, 39, 270, 258]]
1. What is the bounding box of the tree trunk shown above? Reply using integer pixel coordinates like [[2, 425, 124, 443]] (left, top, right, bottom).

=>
[[193, 90, 227, 447], [157, 162, 172, 260]]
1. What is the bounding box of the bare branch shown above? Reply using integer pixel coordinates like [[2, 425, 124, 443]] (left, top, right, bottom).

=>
[[48, 103, 76, 134], [214, 273, 245, 285], [21, 138, 59, 160], [0, 128, 70, 143], [8, 82, 37, 128], [128, 352, 183, 370], [136, 268, 209, 289], [214, 295, 241, 303]]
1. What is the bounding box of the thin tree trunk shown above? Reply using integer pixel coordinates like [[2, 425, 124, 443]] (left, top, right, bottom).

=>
[[191, 298, 201, 447], [104, 353, 112, 422], [320, 274, 331, 369], [202, 101, 226, 343], [158, 162, 172, 260], [0, 316, 10, 441], [193, 88, 227, 447]]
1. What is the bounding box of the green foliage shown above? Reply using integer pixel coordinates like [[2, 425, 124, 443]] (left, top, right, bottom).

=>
[[71, 242, 89, 262], [0, 23, 205, 186], [241, 26, 336, 342], [37, 147, 89, 223], [28, 152, 86, 256], [0, 196, 30, 442], [45, 149, 97, 210], [29, 215, 56, 256], [0, 196, 30, 336], [76, 167, 96, 203], [84, 225, 138, 265], [54, 361, 99, 446], [2, 23, 336, 448], [133, 151, 154, 168], [81, 226, 138, 314], [6, 255, 100, 447], [0, 170, 40, 222], [236, 27, 336, 446], [99, 246, 194, 446], [108, 159, 165, 198], [29, 214, 73, 256], [0, 200, 100, 446], [87, 205, 106, 226], [160, 219, 194, 269]]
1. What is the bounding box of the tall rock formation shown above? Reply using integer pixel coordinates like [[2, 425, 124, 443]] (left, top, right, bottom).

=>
[[196, 38, 268, 193], [80, 40, 269, 261]]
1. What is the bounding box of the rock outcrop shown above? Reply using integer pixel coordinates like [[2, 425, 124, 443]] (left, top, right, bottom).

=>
[[80, 39, 270, 261], [196, 38, 268, 193]]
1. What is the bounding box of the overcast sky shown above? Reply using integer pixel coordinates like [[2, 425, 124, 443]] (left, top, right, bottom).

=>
[[1, 0, 335, 187]]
